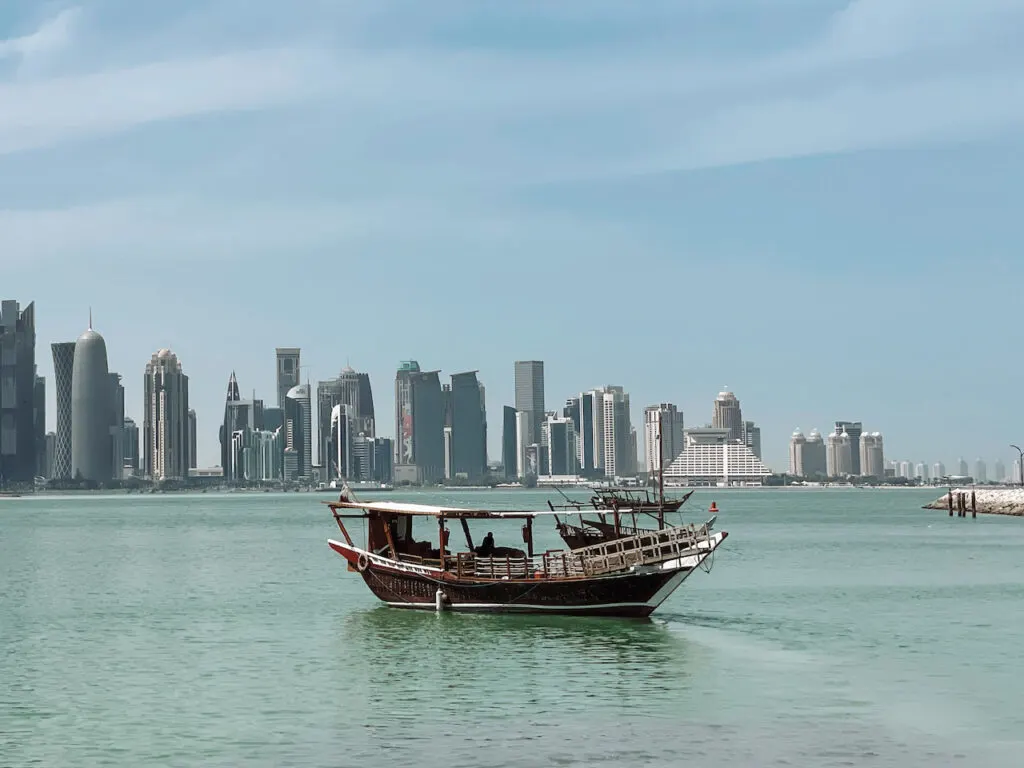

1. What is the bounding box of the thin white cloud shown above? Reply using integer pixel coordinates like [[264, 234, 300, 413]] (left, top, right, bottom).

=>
[[0, 195, 642, 268], [1, 0, 1022, 179], [821, 0, 1024, 59], [0, 47, 335, 155], [0, 7, 81, 74], [643, 71, 1024, 174]]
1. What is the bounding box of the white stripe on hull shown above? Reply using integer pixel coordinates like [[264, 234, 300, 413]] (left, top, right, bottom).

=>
[[382, 601, 656, 612], [378, 566, 699, 614]]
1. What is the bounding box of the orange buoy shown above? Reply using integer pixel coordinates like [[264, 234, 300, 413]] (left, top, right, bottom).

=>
[[533, 570, 544, 579], [709, 501, 718, 513]]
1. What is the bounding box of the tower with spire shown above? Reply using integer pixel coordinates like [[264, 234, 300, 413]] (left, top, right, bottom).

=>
[[220, 370, 254, 476]]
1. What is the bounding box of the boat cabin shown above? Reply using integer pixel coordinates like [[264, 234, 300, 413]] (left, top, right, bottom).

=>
[[328, 499, 539, 570]]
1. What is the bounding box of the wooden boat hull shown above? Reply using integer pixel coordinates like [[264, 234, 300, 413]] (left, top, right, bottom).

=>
[[327, 538, 723, 617]]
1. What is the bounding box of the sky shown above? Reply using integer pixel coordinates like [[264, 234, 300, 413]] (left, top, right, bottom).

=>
[[2, 0, 1023, 473]]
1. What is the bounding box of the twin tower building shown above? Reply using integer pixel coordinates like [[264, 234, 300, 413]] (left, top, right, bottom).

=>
[[52, 320, 192, 484]]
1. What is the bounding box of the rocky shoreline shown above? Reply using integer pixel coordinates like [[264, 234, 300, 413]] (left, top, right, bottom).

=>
[[923, 487, 1024, 517]]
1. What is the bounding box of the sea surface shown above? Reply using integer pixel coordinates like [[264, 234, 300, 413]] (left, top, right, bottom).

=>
[[2, 488, 1023, 767]]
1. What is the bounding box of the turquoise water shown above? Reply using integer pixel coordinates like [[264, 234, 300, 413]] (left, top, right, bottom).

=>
[[3, 488, 1023, 766]]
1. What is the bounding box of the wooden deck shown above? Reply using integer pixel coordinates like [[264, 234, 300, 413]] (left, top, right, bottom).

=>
[[450, 522, 715, 580]]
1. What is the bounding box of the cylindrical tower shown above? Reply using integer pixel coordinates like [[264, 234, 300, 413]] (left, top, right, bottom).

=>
[[71, 327, 112, 483]]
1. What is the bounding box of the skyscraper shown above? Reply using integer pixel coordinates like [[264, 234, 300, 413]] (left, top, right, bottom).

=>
[[221, 372, 257, 479], [143, 349, 190, 481], [275, 348, 301, 409], [994, 459, 1006, 483], [50, 341, 75, 480], [108, 372, 125, 481], [974, 458, 987, 483], [317, 367, 375, 475], [33, 374, 46, 479], [513, 360, 545, 451], [741, 421, 762, 461], [330, 403, 355, 480], [0, 300, 38, 484], [834, 421, 863, 475], [449, 371, 486, 480], [188, 409, 197, 469], [803, 429, 827, 478], [577, 390, 604, 476], [601, 386, 632, 478], [859, 432, 885, 478], [123, 417, 140, 473], [827, 429, 852, 477], [71, 320, 113, 484], [789, 429, 807, 476], [644, 404, 685, 475], [542, 415, 577, 477], [629, 426, 638, 476], [284, 383, 313, 481], [44, 432, 55, 479], [957, 457, 968, 477], [932, 462, 946, 479], [915, 462, 929, 482], [515, 410, 533, 477], [501, 406, 517, 479], [394, 361, 444, 484], [712, 391, 743, 443]]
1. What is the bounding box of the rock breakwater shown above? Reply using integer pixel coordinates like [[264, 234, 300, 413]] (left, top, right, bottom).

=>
[[923, 487, 1024, 517]]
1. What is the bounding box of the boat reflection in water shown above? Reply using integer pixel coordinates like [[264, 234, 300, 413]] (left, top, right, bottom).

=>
[[326, 489, 728, 618]]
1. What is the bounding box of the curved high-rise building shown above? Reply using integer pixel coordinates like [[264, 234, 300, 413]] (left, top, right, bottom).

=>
[[50, 341, 76, 479], [71, 326, 112, 483], [285, 383, 312, 481]]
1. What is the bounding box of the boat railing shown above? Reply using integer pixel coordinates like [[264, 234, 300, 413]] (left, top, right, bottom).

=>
[[451, 525, 711, 580], [455, 550, 588, 579], [580, 519, 650, 538], [575, 522, 715, 576]]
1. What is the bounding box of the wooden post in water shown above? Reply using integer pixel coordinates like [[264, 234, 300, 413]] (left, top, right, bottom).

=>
[[972, 490, 977, 519], [948, 488, 954, 517]]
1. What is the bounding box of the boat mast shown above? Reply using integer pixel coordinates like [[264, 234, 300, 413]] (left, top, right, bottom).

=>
[[658, 411, 665, 530]]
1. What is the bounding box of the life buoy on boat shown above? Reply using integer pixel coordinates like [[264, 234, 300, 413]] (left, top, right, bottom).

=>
[[356, 553, 370, 572]]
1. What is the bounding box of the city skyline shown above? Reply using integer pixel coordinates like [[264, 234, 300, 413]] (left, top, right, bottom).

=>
[[5, 2, 1024, 473], [14, 311, 1024, 475]]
